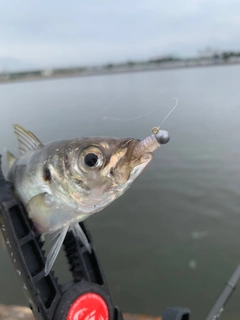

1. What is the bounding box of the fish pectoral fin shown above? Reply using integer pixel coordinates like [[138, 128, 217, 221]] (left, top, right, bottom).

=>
[[27, 193, 54, 233], [71, 223, 91, 253], [44, 226, 69, 276], [14, 124, 44, 155]]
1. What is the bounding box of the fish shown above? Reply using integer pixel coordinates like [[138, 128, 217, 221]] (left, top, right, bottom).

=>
[[6, 124, 170, 275]]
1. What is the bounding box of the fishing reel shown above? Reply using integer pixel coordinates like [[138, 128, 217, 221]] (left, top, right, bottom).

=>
[[0, 154, 190, 320]]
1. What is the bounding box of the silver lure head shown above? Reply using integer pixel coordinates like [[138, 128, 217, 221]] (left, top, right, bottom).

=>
[[155, 130, 170, 144]]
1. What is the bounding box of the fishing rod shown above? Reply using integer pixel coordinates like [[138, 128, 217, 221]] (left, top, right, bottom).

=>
[[0, 154, 190, 320], [205, 262, 240, 320]]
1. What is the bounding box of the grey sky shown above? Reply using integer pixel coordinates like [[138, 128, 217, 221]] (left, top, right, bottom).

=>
[[1, 0, 240, 70]]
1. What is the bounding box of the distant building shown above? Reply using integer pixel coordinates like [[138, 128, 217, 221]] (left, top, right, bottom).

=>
[[41, 69, 53, 77], [197, 47, 220, 59]]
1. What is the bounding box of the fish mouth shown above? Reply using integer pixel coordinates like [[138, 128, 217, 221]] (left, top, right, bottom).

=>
[[112, 131, 170, 184], [132, 130, 170, 159], [107, 137, 153, 185]]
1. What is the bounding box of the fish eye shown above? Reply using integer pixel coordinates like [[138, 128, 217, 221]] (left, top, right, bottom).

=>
[[79, 146, 103, 172], [84, 153, 99, 167]]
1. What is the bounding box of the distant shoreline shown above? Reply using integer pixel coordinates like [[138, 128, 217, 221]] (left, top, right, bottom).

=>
[[0, 60, 240, 85]]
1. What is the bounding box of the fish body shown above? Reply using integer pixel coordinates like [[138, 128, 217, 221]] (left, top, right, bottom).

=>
[[7, 124, 169, 274]]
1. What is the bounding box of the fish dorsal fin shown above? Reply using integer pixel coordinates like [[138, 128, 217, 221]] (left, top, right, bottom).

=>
[[14, 124, 44, 155], [6, 150, 16, 169]]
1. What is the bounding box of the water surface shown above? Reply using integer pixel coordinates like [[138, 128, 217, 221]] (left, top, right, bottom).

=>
[[0, 65, 240, 320]]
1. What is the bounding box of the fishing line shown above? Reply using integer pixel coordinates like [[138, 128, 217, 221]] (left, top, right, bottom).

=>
[[93, 88, 128, 131], [98, 88, 128, 118], [102, 105, 162, 122], [158, 97, 178, 128], [102, 97, 178, 132], [152, 97, 178, 134]]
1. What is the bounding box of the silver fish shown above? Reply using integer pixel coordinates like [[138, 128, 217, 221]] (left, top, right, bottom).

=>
[[7, 124, 170, 275]]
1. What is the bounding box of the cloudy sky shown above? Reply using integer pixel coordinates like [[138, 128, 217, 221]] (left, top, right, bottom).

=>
[[1, 0, 240, 71]]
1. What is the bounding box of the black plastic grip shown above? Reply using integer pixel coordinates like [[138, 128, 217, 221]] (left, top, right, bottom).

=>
[[0, 155, 62, 319]]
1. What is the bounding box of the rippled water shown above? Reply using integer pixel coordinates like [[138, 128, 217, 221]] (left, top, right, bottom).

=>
[[1, 65, 240, 320]]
